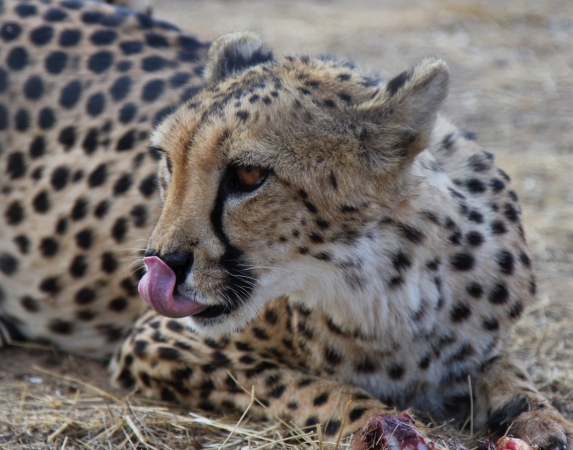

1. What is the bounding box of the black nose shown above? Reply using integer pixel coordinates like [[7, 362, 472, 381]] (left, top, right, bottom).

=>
[[162, 251, 193, 286]]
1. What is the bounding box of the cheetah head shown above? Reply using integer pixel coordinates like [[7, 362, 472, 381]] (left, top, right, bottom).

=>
[[140, 32, 449, 336]]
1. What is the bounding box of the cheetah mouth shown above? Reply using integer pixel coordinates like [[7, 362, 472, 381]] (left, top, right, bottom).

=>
[[139, 256, 231, 319]]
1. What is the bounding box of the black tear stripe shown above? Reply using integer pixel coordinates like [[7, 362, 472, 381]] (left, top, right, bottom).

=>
[[204, 176, 256, 318]]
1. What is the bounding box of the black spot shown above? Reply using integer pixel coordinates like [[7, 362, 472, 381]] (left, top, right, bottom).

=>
[[466, 178, 486, 194], [59, 29, 81, 47], [47, 51, 69, 74], [55, 217, 68, 234], [490, 178, 505, 193], [349, 407, 368, 423], [101, 252, 118, 273], [120, 40, 142, 55], [491, 221, 507, 235], [450, 303, 471, 322], [85, 92, 105, 116], [236, 110, 249, 122], [145, 32, 168, 48], [0, 253, 18, 275], [59, 1, 82, 10], [304, 416, 320, 428], [508, 301, 524, 318], [158, 347, 181, 361], [324, 347, 342, 365], [116, 130, 136, 151], [442, 133, 455, 151], [111, 218, 128, 242], [58, 126, 76, 150], [39, 276, 60, 293], [113, 173, 132, 195], [139, 173, 157, 197], [24, 76, 43, 100], [5, 201, 24, 225], [75, 287, 96, 305], [7, 47, 29, 70], [119, 103, 137, 124], [75, 229, 93, 249], [356, 358, 378, 373], [14, 109, 31, 133], [39, 237, 59, 257], [108, 76, 131, 102], [88, 51, 113, 73], [0, 104, 7, 130], [386, 70, 410, 95], [13, 235, 30, 254], [88, 164, 107, 187], [489, 283, 509, 304], [31, 167, 43, 181], [252, 327, 269, 340], [392, 251, 411, 272], [21, 296, 39, 312], [90, 29, 116, 45], [466, 282, 483, 298], [44, 8, 67, 22], [496, 250, 514, 275], [38, 108, 56, 129], [133, 340, 148, 357], [80, 129, 98, 154], [69, 255, 88, 278], [142, 79, 164, 102], [468, 210, 484, 223], [130, 205, 147, 227], [7, 152, 25, 178], [33, 191, 50, 213], [309, 233, 323, 244], [15, 3, 37, 17], [1, 22, 21, 42], [466, 231, 484, 246], [388, 364, 405, 379], [60, 80, 82, 108], [49, 319, 74, 334], [504, 203, 519, 222], [450, 252, 474, 271], [520, 252, 531, 268], [0, 68, 7, 93], [325, 420, 341, 436], [94, 200, 110, 219], [30, 25, 54, 46], [482, 318, 499, 331], [50, 166, 70, 191], [486, 395, 530, 435], [269, 385, 286, 399], [116, 60, 132, 72]]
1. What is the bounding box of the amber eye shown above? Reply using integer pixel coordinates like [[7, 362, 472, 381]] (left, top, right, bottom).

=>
[[235, 166, 268, 190]]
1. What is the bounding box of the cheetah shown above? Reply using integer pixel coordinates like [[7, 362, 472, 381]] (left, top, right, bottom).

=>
[[0, 1, 571, 449]]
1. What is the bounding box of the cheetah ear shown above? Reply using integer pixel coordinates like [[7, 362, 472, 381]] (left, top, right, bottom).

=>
[[357, 57, 449, 169], [204, 31, 274, 85]]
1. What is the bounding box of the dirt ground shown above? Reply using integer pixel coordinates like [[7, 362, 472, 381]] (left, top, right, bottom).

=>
[[1, 0, 573, 448]]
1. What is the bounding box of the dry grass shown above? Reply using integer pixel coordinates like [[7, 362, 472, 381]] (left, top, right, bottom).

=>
[[2, 0, 573, 448]]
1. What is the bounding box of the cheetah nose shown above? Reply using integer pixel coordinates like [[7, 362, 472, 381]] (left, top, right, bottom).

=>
[[163, 251, 193, 286], [138, 256, 208, 318]]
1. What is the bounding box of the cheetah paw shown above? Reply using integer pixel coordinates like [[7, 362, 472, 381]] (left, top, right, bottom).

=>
[[351, 412, 441, 450], [509, 409, 573, 450]]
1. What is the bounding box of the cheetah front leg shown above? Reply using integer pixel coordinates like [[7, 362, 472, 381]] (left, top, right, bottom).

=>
[[111, 312, 429, 445], [476, 352, 573, 450]]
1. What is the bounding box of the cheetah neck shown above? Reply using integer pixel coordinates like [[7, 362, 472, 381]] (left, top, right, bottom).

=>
[[288, 151, 456, 342]]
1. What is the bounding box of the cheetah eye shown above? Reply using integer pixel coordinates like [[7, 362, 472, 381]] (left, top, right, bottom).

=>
[[232, 166, 269, 192]]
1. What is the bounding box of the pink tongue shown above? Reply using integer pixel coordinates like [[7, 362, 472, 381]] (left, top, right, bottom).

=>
[[138, 256, 208, 318]]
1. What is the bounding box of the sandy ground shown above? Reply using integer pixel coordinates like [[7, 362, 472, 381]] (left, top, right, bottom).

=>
[[1, 0, 573, 448]]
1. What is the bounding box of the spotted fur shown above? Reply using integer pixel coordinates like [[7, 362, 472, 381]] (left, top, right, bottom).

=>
[[0, 3, 571, 448]]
